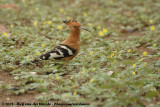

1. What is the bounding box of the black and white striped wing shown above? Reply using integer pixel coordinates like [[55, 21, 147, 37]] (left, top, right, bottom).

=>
[[39, 44, 77, 60]]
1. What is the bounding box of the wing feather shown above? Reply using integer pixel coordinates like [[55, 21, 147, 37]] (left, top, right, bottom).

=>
[[39, 44, 77, 60]]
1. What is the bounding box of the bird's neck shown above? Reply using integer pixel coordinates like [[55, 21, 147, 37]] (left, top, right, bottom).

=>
[[66, 30, 80, 43]]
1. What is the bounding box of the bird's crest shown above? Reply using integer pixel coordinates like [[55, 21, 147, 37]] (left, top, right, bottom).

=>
[[63, 20, 80, 27]]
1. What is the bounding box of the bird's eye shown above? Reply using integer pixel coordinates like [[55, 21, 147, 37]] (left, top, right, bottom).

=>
[[73, 26, 76, 28]]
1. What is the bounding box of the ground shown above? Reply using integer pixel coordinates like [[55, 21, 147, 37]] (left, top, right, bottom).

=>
[[0, 0, 160, 107]]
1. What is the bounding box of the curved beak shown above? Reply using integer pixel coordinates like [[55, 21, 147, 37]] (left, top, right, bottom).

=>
[[80, 27, 92, 33]]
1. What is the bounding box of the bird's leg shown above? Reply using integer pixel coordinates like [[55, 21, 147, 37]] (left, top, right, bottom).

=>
[[64, 61, 69, 67], [57, 61, 70, 76]]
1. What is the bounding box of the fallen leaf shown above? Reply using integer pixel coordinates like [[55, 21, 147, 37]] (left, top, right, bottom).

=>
[[0, 4, 20, 11], [107, 71, 114, 76], [0, 25, 8, 32]]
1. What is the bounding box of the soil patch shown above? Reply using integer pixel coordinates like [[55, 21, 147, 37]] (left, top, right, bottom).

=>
[[0, 71, 39, 105]]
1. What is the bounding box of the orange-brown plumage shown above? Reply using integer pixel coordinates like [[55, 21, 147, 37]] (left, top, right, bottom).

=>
[[61, 20, 81, 61]]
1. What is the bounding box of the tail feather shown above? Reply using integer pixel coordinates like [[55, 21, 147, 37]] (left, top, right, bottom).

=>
[[26, 53, 50, 65], [26, 59, 39, 65]]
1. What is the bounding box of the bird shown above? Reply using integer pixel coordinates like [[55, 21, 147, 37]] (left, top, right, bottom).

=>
[[29, 20, 91, 64]]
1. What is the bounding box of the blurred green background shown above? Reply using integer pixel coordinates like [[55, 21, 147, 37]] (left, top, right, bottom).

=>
[[0, 0, 160, 107]]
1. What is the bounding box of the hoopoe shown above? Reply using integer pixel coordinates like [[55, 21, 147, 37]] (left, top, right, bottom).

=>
[[30, 20, 91, 64]]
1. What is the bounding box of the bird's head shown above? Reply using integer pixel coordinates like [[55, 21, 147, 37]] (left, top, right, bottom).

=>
[[63, 20, 81, 32], [63, 20, 92, 33]]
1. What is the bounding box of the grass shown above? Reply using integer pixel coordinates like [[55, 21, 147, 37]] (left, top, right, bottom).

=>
[[0, 0, 160, 107]]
